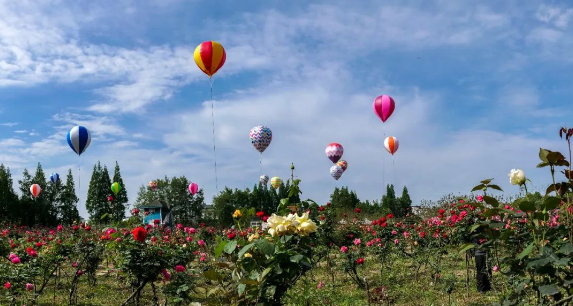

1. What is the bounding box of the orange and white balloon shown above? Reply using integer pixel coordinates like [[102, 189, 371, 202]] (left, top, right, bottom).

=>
[[384, 136, 399, 155], [30, 184, 42, 198]]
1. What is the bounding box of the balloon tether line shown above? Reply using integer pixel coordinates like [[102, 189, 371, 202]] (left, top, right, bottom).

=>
[[210, 78, 218, 193], [259, 153, 263, 177], [382, 125, 386, 191], [393, 158, 397, 186]]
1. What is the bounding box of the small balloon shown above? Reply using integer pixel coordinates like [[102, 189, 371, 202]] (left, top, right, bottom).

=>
[[194, 41, 226, 78], [325, 143, 344, 163], [384, 136, 399, 155], [30, 184, 42, 198], [148, 181, 157, 191], [337, 160, 348, 171], [373, 95, 395, 123], [330, 165, 344, 181], [270, 177, 282, 190], [250, 126, 273, 153], [67, 126, 91, 156], [50, 173, 60, 184], [188, 183, 199, 195], [111, 182, 121, 195], [260, 175, 269, 185]]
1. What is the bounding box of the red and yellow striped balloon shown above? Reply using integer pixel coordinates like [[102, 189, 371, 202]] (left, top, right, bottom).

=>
[[194, 41, 226, 78], [384, 136, 399, 155]]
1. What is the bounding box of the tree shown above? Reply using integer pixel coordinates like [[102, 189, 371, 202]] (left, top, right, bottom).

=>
[[382, 184, 398, 216], [399, 186, 412, 217], [99, 165, 113, 222], [0, 164, 19, 222], [18, 168, 34, 226], [58, 169, 80, 224], [86, 162, 113, 223], [212, 187, 236, 227], [330, 186, 361, 218], [32, 163, 57, 225], [111, 161, 128, 222], [85, 163, 101, 221]]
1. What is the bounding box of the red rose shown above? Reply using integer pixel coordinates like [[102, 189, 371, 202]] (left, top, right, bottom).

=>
[[320, 215, 325, 221], [327, 202, 331, 207], [356, 258, 364, 265], [319, 206, 325, 211], [386, 214, 393, 219], [438, 209, 445, 215], [354, 208, 361, 213], [256, 211, 265, 218], [227, 232, 236, 240], [153, 219, 160, 225], [262, 216, 269, 222], [132, 227, 148, 242]]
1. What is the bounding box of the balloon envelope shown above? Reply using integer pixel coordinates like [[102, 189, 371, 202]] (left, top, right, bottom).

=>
[[330, 165, 344, 180], [384, 136, 399, 155], [148, 181, 157, 191], [67, 126, 91, 156], [194, 41, 226, 78], [270, 177, 281, 190], [189, 183, 199, 195], [337, 160, 348, 171], [111, 182, 121, 195], [50, 173, 60, 184], [250, 126, 273, 153], [30, 184, 41, 198], [373, 95, 395, 123], [325, 143, 344, 163], [260, 175, 269, 185]]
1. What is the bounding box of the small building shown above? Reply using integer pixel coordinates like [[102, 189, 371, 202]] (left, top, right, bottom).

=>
[[140, 200, 172, 227]]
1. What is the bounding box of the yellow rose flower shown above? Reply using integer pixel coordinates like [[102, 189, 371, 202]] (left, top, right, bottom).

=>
[[244, 253, 252, 258], [248, 233, 259, 242], [233, 209, 242, 219]]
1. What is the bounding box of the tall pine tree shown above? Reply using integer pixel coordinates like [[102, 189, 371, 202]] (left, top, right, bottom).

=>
[[58, 169, 80, 224], [399, 186, 412, 217], [18, 168, 34, 226], [86, 163, 102, 221], [99, 165, 113, 222], [382, 184, 398, 215], [111, 162, 128, 222], [0, 164, 19, 222]]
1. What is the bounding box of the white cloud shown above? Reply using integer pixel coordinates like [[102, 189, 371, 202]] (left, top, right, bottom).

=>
[[536, 4, 573, 28], [14, 130, 27, 133], [0, 122, 18, 127]]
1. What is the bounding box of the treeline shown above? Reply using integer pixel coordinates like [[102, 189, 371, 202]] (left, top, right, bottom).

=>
[[0, 163, 79, 226], [330, 184, 412, 219], [133, 176, 205, 225]]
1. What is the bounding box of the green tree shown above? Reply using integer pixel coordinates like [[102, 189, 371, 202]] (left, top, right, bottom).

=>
[[381, 184, 398, 215], [330, 186, 361, 218], [32, 163, 57, 225], [212, 187, 236, 226], [18, 168, 34, 226], [399, 186, 413, 217], [58, 169, 80, 224], [99, 165, 113, 222], [111, 161, 128, 222], [85, 163, 101, 221], [0, 165, 19, 222]]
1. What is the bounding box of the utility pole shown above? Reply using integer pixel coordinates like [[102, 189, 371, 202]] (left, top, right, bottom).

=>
[[291, 163, 295, 181]]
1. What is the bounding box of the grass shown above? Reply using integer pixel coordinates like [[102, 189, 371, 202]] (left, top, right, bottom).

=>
[[28, 250, 502, 306]]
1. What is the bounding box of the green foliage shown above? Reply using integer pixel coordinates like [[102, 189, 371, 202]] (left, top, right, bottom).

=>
[[111, 161, 128, 222]]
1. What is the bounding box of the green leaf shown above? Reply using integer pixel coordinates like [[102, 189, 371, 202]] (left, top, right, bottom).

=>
[[238, 284, 246, 296], [469, 224, 481, 233], [488, 184, 504, 192], [100, 213, 109, 220], [539, 148, 549, 163], [546, 184, 558, 196], [558, 243, 573, 255], [471, 184, 485, 192], [543, 197, 561, 211], [555, 257, 570, 266], [539, 284, 560, 296], [255, 239, 275, 257], [518, 242, 535, 260], [480, 179, 493, 185], [518, 200, 535, 212], [458, 243, 475, 254], [224, 240, 237, 254], [488, 222, 505, 229], [204, 270, 219, 281], [238, 243, 255, 258], [290, 254, 304, 263], [483, 195, 499, 208], [214, 241, 227, 258]]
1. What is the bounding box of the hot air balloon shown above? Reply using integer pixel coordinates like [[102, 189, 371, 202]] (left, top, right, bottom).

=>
[[373, 95, 395, 123], [384, 136, 399, 155], [330, 165, 344, 180], [188, 183, 199, 195], [260, 175, 269, 185], [50, 173, 60, 184], [111, 182, 121, 195], [194, 41, 226, 78], [30, 184, 41, 198], [148, 181, 157, 191], [107, 196, 114, 202], [325, 143, 344, 163], [270, 177, 281, 190], [67, 126, 91, 156], [250, 126, 273, 153], [337, 160, 348, 171]]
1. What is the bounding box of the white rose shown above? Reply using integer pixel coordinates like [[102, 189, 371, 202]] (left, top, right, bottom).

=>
[[509, 169, 526, 185], [298, 220, 318, 235]]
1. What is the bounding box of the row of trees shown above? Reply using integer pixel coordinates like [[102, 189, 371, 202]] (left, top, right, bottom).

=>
[[0, 163, 79, 226], [330, 184, 412, 218], [133, 176, 205, 225], [86, 162, 129, 223]]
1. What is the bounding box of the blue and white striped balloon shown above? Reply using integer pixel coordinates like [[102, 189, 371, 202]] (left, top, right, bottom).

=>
[[50, 173, 60, 184], [67, 126, 91, 156]]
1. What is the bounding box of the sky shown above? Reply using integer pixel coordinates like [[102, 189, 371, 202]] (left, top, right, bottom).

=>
[[1, 0, 573, 218]]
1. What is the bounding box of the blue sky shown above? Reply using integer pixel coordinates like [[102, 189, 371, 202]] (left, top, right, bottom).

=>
[[1, 0, 573, 217]]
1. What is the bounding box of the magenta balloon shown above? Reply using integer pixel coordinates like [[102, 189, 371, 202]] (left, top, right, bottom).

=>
[[188, 183, 199, 195], [373, 95, 395, 123]]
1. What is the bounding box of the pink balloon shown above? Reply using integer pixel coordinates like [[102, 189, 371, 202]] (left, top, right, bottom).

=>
[[188, 183, 199, 195], [373, 95, 395, 123]]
